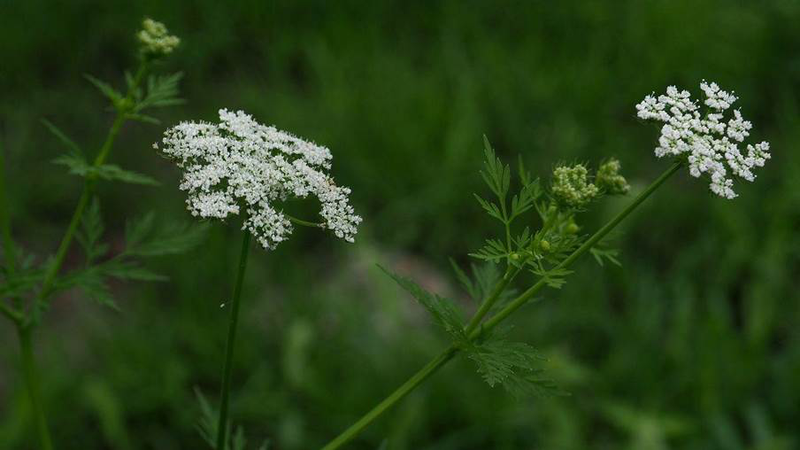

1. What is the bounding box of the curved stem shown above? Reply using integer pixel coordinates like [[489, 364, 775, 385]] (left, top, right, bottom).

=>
[[321, 347, 457, 450], [216, 229, 252, 450], [320, 161, 682, 449], [480, 161, 681, 332], [1, 301, 23, 324], [463, 264, 518, 335], [32, 63, 147, 321], [286, 214, 323, 228], [0, 141, 24, 316], [18, 327, 54, 450], [0, 142, 18, 277]]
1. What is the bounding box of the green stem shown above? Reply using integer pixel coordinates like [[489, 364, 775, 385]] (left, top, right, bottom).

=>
[[321, 161, 682, 450], [0, 141, 23, 315], [0, 142, 18, 276], [216, 229, 252, 450], [18, 327, 54, 450], [321, 347, 457, 450], [286, 214, 324, 228], [0, 301, 23, 324], [463, 264, 518, 335], [32, 63, 147, 319], [479, 161, 681, 333]]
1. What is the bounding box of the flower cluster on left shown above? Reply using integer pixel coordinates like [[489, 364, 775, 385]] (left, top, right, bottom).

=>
[[157, 109, 362, 250]]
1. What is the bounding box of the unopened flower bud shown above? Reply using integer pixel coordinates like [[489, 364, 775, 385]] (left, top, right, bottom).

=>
[[138, 18, 180, 57], [566, 223, 579, 234], [596, 158, 630, 195], [551, 164, 598, 208]]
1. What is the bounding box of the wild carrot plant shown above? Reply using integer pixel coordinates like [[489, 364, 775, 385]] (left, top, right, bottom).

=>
[[155, 109, 361, 450], [321, 81, 771, 449], [0, 18, 204, 450]]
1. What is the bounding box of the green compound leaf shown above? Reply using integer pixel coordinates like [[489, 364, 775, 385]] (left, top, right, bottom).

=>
[[473, 194, 505, 223], [194, 388, 270, 450], [100, 260, 167, 282], [464, 329, 562, 398], [126, 113, 161, 124], [379, 264, 466, 343], [510, 178, 541, 221], [52, 150, 92, 176], [530, 265, 574, 289], [51, 213, 207, 310], [76, 197, 108, 264], [123, 218, 209, 257], [469, 238, 509, 263], [85, 74, 124, 106], [133, 72, 185, 112], [93, 164, 160, 186], [590, 246, 622, 267], [480, 136, 511, 201], [56, 266, 118, 310], [194, 388, 218, 449], [42, 120, 84, 154], [52, 152, 159, 186]]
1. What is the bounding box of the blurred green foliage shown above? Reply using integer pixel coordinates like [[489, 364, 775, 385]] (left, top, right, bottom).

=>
[[1, 1, 800, 449]]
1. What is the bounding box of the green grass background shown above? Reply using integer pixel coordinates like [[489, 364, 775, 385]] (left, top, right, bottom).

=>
[[1, 1, 799, 449]]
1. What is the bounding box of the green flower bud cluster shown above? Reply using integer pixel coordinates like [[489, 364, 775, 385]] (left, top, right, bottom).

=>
[[137, 18, 180, 57], [596, 158, 630, 195], [551, 164, 599, 208]]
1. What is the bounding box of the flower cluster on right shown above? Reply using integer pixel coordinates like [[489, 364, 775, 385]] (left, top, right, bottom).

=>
[[636, 81, 770, 199]]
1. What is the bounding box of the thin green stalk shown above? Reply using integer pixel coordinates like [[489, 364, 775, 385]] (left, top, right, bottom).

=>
[[0, 142, 24, 314], [18, 327, 53, 450], [321, 161, 682, 450], [216, 229, 252, 450], [0, 301, 23, 324], [320, 347, 457, 450], [0, 142, 18, 277], [463, 264, 518, 335], [286, 214, 324, 228], [5, 63, 149, 450], [479, 161, 682, 333], [33, 63, 147, 315]]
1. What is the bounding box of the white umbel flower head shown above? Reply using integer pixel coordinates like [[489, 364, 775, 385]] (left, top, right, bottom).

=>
[[636, 81, 770, 199], [156, 109, 362, 250]]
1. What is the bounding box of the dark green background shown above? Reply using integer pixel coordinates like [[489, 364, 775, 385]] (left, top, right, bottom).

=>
[[1, 1, 799, 449]]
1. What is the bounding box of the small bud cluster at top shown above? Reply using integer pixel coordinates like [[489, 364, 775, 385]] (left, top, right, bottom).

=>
[[596, 159, 630, 195], [551, 165, 599, 208], [636, 81, 770, 199], [137, 18, 180, 57], [156, 109, 362, 250]]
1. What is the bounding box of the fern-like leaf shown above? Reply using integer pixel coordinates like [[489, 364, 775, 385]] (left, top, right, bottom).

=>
[[85, 74, 123, 107], [480, 136, 511, 200], [469, 238, 509, 262], [464, 329, 560, 397], [379, 265, 466, 343], [133, 72, 185, 112], [42, 120, 83, 155]]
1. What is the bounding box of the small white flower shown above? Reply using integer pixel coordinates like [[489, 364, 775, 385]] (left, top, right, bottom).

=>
[[636, 81, 770, 199], [157, 109, 362, 250]]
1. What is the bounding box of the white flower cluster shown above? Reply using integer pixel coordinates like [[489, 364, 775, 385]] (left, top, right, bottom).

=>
[[156, 109, 362, 250], [636, 81, 770, 199], [137, 18, 180, 56]]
